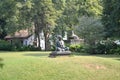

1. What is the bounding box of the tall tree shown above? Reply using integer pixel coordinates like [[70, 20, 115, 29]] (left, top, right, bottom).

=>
[[77, 0, 103, 17], [4, 0, 58, 50], [0, 0, 33, 35], [52, 0, 66, 37], [30, 0, 58, 50], [0, 18, 7, 39], [75, 16, 104, 45], [75, 16, 104, 54], [53, 0, 103, 39], [102, 0, 120, 38], [0, 0, 18, 35]]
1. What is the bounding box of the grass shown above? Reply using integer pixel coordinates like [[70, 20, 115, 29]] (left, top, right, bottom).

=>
[[0, 51, 120, 80]]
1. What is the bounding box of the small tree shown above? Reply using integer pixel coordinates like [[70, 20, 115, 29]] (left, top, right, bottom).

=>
[[75, 16, 104, 53]]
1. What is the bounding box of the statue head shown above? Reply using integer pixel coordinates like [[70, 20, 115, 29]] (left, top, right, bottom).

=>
[[57, 35, 62, 41]]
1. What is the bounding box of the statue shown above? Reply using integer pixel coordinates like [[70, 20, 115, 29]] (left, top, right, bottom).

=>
[[49, 35, 71, 57], [56, 35, 69, 51]]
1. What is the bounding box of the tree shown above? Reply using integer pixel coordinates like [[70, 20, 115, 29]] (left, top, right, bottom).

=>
[[0, 19, 7, 39], [0, 0, 18, 35], [0, 0, 33, 35], [0, 0, 57, 50], [53, 0, 103, 39], [75, 16, 104, 53], [102, 0, 120, 38], [52, 0, 66, 37], [30, 0, 58, 50], [75, 16, 104, 45], [77, 0, 103, 17]]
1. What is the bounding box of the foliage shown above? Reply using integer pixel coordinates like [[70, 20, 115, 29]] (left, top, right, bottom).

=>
[[102, 0, 120, 38], [88, 39, 119, 54], [0, 0, 23, 34], [0, 0, 104, 51], [110, 47, 120, 55], [0, 40, 41, 51], [0, 40, 13, 51], [29, 0, 59, 50], [53, 0, 103, 38], [77, 0, 103, 17], [50, 45, 56, 51], [0, 0, 59, 50], [17, 45, 41, 51], [69, 44, 84, 52], [0, 19, 7, 39], [75, 16, 104, 46]]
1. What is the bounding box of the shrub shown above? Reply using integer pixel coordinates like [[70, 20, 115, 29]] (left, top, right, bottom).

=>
[[0, 40, 42, 51], [17, 46, 30, 51], [51, 45, 56, 51], [83, 39, 118, 54], [69, 39, 120, 55], [109, 45, 120, 55], [84, 45, 96, 54], [0, 40, 13, 51], [28, 45, 41, 51], [17, 45, 41, 51], [89, 40, 118, 54], [69, 44, 84, 52], [94, 43, 106, 54]]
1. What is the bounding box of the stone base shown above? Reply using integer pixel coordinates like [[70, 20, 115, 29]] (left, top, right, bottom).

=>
[[49, 51, 71, 57]]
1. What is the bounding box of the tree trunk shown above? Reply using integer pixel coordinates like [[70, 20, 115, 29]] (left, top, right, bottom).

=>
[[44, 30, 51, 51], [34, 19, 41, 49], [44, 32, 48, 51], [37, 33, 41, 48]]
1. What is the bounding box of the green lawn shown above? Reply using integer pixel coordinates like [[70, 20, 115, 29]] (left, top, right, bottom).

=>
[[0, 52, 120, 80]]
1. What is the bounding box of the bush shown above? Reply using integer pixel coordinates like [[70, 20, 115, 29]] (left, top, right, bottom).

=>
[[17, 45, 41, 51], [69, 39, 120, 55], [109, 45, 120, 55], [28, 45, 41, 51], [0, 40, 13, 51], [51, 45, 56, 51], [84, 45, 96, 54], [94, 43, 106, 54], [88, 40, 118, 54], [17, 46, 30, 51], [0, 40, 41, 51], [69, 44, 84, 52]]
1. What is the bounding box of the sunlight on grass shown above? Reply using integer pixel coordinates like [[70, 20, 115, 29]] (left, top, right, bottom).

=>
[[0, 51, 120, 80]]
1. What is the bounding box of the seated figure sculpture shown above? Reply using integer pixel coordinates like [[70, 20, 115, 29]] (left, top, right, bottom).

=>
[[56, 35, 69, 51], [49, 35, 71, 57]]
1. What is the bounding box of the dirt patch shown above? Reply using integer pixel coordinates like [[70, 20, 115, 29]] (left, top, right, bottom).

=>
[[84, 63, 106, 70]]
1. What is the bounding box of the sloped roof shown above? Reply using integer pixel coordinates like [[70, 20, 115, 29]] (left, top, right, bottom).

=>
[[5, 30, 32, 39]]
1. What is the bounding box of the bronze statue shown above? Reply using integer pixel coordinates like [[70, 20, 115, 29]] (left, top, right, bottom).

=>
[[49, 35, 71, 57], [56, 35, 69, 51]]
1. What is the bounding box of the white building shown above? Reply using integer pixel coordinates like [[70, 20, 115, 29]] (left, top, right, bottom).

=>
[[5, 30, 45, 50]]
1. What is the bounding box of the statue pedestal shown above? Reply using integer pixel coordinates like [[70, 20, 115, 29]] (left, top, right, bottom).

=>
[[49, 51, 71, 57]]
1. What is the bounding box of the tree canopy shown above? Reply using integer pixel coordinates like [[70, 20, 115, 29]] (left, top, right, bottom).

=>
[[102, 0, 120, 38], [0, 0, 120, 50]]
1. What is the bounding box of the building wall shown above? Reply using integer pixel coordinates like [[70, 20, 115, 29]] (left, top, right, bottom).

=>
[[23, 35, 34, 46], [23, 33, 45, 50]]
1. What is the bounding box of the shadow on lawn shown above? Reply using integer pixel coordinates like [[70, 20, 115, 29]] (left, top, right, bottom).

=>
[[93, 54, 120, 58], [115, 59, 120, 61], [23, 53, 49, 57], [0, 58, 4, 69], [74, 52, 120, 61]]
